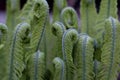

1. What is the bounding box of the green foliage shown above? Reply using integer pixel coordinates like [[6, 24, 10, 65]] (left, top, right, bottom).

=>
[[74, 34, 94, 80], [61, 7, 78, 29], [9, 22, 30, 80], [28, 50, 45, 80], [53, 57, 66, 80], [1, 0, 120, 80], [62, 29, 78, 80]]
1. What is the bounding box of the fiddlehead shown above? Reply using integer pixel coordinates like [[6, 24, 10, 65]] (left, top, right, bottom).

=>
[[62, 29, 78, 80], [61, 7, 78, 30], [80, 0, 97, 37], [28, 50, 45, 80], [52, 22, 66, 58], [74, 34, 94, 80], [9, 22, 30, 80], [53, 0, 67, 21], [0, 23, 8, 79], [53, 57, 66, 80], [0, 23, 8, 47], [98, 17, 120, 80], [30, 0, 49, 54]]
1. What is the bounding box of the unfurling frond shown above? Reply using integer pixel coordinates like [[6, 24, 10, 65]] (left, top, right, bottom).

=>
[[0, 23, 8, 46], [52, 22, 66, 58], [98, 17, 120, 80], [74, 34, 94, 80], [61, 7, 78, 29], [53, 57, 66, 80], [30, 0, 49, 54], [62, 29, 78, 80], [9, 22, 31, 80]]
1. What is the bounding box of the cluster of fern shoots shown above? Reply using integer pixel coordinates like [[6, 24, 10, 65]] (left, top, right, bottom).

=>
[[0, 0, 120, 80]]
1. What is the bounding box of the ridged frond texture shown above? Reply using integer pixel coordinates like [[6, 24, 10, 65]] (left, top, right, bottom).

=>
[[0, 23, 8, 45], [53, 57, 66, 80], [0, 23, 8, 80], [30, 0, 49, 54], [98, 17, 120, 80], [53, 0, 67, 22], [80, 0, 97, 37], [52, 22, 66, 58], [28, 50, 45, 80], [62, 29, 78, 80], [93, 59, 101, 80], [61, 7, 78, 30], [9, 22, 30, 80], [17, 0, 34, 23], [95, 0, 117, 48], [74, 34, 94, 80], [97, 0, 117, 23], [6, 0, 20, 34]]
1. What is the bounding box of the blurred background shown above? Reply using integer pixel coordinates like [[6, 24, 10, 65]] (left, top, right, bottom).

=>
[[0, 0, 120, 79]]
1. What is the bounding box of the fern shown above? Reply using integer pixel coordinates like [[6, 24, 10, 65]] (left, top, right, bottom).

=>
[[53, 0, 67, 22], [97, 0, 117, 23], [17, 0, 34, 23], [62, 29, 78, 80], [9, 22, 30, 80], [98, 17, 120, 80], [74, 34, 94, 80], [6, 0, 20, 35], [80, 0, 97, 37], [53, 57, 66, 80], [28, 50, 45, 80], [0, 23, 8, 80], [30, 0, 49, 54], [61, 7, 78, 30], [52, 22, 66, 58]]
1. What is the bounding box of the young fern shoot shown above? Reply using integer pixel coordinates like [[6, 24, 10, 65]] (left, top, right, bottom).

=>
[[62, 29, 78, 80], [30, 0, 49, 54], [80, 0, 97, 37], [53, 57, 66, 80], [53, 0, 67, 22], [28, 50, 45, 80], [74, 34, 94, 80], [9, 22, 30, 80], [98, 17, 120, 80], [61, 7, 78, 30], [52, 22, 66, 58], [0, 23, 8, 80]]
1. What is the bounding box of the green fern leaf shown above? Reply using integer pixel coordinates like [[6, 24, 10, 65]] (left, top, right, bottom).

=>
[[61, 7, 78, 30], [80, 0, 97, 37], [97, 0, 117, 23], [9, 22, 30, 80], [62, 29, 78, 80], [52, 22, 66, 58], [30, 0, 49, 54], [53, 0, 67, 21], [53, 57, 66, 80], [0, 23, 8, 80], [28, 50, 45, 80], [74, 34, 94, 80], [17, 0, 34, 23], [98, 17, 120, 80]]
